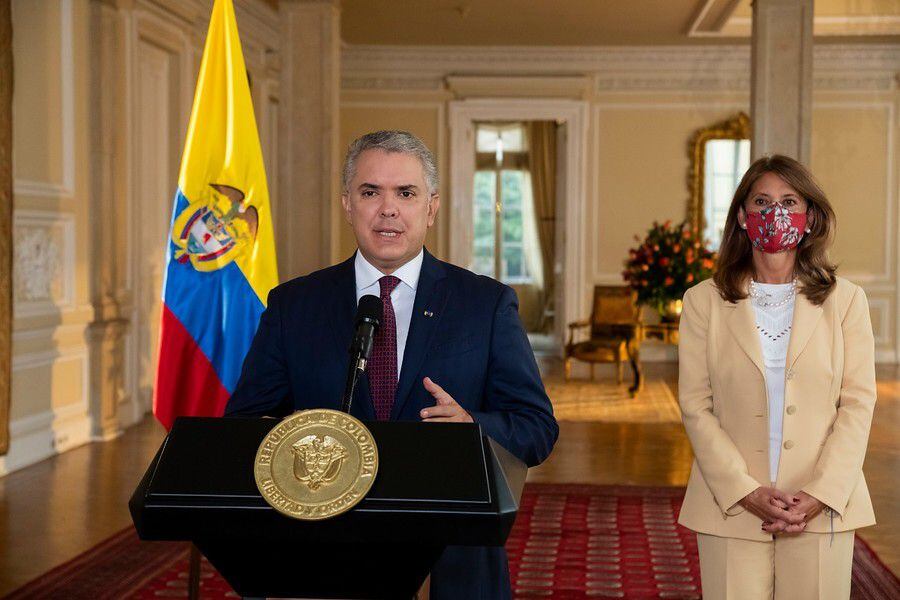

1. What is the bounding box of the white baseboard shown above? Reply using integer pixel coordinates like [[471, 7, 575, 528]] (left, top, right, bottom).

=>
[[638, 344, 679, 362], [875, 349, 899, 364], [0, 405, 92, 477], [118, 391, 149, 431]]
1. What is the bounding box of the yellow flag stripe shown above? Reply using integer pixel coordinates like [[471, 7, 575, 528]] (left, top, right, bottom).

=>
[[177, 0, 278, 305]]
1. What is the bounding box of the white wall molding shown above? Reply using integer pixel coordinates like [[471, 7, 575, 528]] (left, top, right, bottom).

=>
[[866, 296, 893, 348], [875, 349, 898, 363], [0, 408, 91, 476], [12, 209, 77, 318], [342, 74, 445, 92], [233, 0, 280, 60], [11, 322, 87, 343], [12, 0, 75, 199], [342, 44, 900, 93], [447, 75, 593, 99], [126, 9, 191, 429], [2, 347, 92, 476], [722, 15, 900, 38]]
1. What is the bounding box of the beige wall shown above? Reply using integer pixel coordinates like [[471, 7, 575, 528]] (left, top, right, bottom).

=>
[[592, 101, 746, 280], [6, 0, 93, 475], [811, 96, 898, 352], [341, 45, 900, 362], [338, 101, 447, 261]]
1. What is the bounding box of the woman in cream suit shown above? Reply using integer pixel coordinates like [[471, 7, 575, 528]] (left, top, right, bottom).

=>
[[678, 155, 876, 599]]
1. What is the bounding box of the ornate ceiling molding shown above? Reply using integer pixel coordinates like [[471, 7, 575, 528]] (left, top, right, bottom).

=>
[[341, 44, 900, 93]]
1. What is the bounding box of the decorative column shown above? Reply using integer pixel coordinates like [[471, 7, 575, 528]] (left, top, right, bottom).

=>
[[86, 0, 130, 440], [0, 0, 12, 454], [278, 0, 341, 279], [750, 0, 814, 163]]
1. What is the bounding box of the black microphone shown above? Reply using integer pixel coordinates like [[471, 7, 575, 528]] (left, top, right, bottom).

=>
[[341, 295, 382, 413], [350, 295, 383, 365]]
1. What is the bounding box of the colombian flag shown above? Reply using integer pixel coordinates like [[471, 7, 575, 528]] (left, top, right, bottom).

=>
[[154, 0, 278, 429]]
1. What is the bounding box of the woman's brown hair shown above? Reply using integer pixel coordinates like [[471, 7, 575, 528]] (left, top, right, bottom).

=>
[[714, 154, 837, 305]]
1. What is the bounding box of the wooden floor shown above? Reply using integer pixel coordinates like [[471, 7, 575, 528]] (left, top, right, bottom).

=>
[[0, 360, 898, 595]]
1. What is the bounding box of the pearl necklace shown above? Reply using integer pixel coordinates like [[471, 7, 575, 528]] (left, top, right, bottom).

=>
[[749, 278, 797, 308]]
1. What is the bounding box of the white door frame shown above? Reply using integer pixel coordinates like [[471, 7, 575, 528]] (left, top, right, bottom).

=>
[[448, 99, 589, 354]]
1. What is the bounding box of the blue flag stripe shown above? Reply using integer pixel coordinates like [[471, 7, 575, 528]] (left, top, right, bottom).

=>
[[161, 189, 265, 393]]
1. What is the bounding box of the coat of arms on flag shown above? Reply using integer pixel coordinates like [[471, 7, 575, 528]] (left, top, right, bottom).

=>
[[172, 183, 259, 271]]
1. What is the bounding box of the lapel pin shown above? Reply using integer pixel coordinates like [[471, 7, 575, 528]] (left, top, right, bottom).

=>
[[424, 310, 434, 318]]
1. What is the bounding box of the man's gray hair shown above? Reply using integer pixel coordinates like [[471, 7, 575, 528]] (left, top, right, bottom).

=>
[[341, 130, 439, 195]]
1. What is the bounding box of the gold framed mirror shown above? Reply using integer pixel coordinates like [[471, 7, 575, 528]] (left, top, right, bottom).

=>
[[687, 112, 750, 249]]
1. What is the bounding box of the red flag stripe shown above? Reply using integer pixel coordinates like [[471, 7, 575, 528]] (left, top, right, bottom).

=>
[[153, 304, 231, 430]]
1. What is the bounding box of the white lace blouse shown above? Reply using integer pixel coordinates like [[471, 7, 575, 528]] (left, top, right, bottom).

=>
[[751, 282, 796, 483]]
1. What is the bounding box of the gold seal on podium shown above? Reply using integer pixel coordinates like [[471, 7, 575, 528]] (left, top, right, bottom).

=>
[[254, 409, 379, 521]]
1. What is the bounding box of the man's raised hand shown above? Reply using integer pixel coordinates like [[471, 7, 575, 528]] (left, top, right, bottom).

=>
[[419, 377, 474, 423]]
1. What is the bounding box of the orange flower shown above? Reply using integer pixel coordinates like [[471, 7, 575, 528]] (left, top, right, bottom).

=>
[[664, 276, 674, 286], [641, 264, 649, 271], [686, 273, 694, 283], [673, 244, 681, 253]]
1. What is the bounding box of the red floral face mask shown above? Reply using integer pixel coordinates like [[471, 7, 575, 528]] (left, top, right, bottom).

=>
[[744, 204, 808, 253]]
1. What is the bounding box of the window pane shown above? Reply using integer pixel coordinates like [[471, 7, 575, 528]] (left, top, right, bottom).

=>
[[500, 125, 526, 152], [501, 170, 523, 208], [474, 170, 495, 209], [502, 208, 523, 243], [476, 127, 500, 153], [502, 244, 524, 279], [472, 171, 495, 277], [472, 244, 494, 278], [475, 208, 495, 241]]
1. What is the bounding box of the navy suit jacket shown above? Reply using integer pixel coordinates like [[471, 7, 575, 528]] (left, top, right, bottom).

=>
[[226, 249, 558, 599]]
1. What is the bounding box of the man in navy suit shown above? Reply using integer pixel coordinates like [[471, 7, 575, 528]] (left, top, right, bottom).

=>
[[226, 130, 558, 599]]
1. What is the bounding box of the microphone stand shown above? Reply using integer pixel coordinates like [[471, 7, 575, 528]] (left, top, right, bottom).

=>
[[340, 353, 367, 414]]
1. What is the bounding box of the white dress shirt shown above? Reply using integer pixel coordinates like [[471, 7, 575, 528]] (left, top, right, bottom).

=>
[[354, 249, 424, 379], [751, 282, 795, 483]]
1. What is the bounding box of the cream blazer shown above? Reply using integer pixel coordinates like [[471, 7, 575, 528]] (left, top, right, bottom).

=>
[[677, 276, 876, 541]]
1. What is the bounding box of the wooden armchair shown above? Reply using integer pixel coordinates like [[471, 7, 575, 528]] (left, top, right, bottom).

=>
[[565, 285, 641, 384]]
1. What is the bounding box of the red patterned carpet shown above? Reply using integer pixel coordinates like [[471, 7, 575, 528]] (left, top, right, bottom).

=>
[[5, 484, 899, 599]]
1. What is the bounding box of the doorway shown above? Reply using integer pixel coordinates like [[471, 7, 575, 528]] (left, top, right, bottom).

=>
[[449, 99, 588, 356], [470, 121, 557, 350]]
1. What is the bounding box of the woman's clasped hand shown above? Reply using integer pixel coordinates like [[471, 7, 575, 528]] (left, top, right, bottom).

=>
[[739, 487, 826, 534]]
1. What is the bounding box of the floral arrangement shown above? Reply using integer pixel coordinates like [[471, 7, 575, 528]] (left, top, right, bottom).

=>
[[621, 220, 716, 318]]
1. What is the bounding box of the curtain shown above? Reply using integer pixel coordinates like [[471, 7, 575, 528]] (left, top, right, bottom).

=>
[[520, 172, 544, 291], [527, 121, 557, 333]]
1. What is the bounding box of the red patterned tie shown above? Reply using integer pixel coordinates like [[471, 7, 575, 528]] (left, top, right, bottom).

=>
[[369, 275, 400, 421]]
